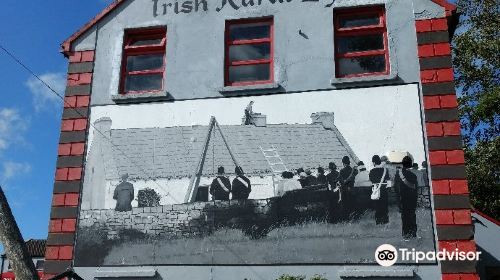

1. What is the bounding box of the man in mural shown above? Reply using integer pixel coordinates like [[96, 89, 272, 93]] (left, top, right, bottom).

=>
[[369, 156, 391, 224], [354, 161, 373, 217], [316, 166, 327, 189], [277, 171, 302, 196], [338, 156, 357, 220], [395, 156, 419, 240], [231, 166, 251, 200], [327, 162, 341, 223], [244, 101, 255, 125], [381, 155, 398, 183], [296, 167, 307, 187], [113, 173, 135, 212], [304, 169, 317, 188], [210, 166, 231, 201]]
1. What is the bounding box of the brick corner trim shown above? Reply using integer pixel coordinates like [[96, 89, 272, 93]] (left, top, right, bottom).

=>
[[415, 18, 479, 279], [44, 50, 95, 276]]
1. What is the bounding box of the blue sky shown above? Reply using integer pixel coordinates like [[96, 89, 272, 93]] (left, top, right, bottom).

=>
[[0, 1, 112, 243]]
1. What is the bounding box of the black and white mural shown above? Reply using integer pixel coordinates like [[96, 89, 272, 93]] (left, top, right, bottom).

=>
[[75, 84, 435, 266]]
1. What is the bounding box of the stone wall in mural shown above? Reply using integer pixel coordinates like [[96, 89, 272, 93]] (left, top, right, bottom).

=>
[[75, 84, 436, 266]]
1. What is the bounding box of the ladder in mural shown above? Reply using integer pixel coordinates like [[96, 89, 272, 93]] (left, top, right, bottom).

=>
[[260, 146, 288, 195], [260, 146, 288, 174]]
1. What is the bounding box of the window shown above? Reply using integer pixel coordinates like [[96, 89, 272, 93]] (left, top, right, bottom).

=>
[[225, 18, 273, 86], [334, 7, 389, 78], [35, 260, 44, 270], [121, 28, 166, 94]]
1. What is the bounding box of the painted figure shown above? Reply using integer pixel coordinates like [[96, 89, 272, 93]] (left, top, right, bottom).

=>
[[210, 166, 231, 201], [113, 173, 135, 212], [327, 162, 341, 222], [316, 166, 328, 188], [276, 171, 302, 197], [369, 156, 390, 224], [326, 162, 340, 191], [339, 156, 357, 220], [396, 156, 419, 239], [244, 101, 255, 125], [354, 161, 373, 217], [231, 166, 251, 199], [296, 167, 307, 187], [304, 169, 318, 188]]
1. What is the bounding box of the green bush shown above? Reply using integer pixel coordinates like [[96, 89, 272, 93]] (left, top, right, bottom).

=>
[[137, 187, 161, 207], [277, 275, 306, 280]]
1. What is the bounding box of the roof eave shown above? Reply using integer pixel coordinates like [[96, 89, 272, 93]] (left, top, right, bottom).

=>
[[61, 0, 128, 56], [61, 0, 457, 56], [431, 0, 457, 17]]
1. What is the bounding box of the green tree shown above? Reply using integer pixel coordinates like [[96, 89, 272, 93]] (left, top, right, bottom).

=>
[[453, 0, 500, 219]]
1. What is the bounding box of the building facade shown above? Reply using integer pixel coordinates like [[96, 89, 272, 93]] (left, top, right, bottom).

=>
[[44, 0, 479, 279], [1, 239, 46, 279]]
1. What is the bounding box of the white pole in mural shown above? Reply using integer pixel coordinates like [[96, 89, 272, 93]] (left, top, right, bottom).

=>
[[185, 117, 216, 203], [185, 117, 242, 203]]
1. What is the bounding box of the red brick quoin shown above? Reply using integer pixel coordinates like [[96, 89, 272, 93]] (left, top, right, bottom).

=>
[[416, 16, 478, 279], [43, 50, 94, 280]]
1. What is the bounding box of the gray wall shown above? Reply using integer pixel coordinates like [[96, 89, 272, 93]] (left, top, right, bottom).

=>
[[71, 0, 444, 278], [75, 265, 442, 280], [70, 0, 444, 106]]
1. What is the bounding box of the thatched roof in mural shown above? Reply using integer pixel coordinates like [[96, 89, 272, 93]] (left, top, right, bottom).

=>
[[89, 120, 359, 180]]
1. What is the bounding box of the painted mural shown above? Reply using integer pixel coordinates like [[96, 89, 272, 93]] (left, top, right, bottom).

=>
[[74, 84, 436, 266]]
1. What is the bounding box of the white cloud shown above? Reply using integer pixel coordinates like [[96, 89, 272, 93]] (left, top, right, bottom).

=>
[[25, 72, 65, 112], [0, 108, 28, 154], [0, 161, 31, 182]]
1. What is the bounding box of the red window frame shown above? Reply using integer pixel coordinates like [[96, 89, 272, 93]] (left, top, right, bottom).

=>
[[334, 7, 389, 78], [120, 27, 167, 95], [224, 18, 274, 87]]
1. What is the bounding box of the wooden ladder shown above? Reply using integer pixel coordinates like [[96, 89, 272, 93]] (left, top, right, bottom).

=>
[[260, 146, 288, 195]]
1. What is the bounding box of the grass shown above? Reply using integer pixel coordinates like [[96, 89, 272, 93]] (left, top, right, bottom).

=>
[[97, 206, 435, 266]]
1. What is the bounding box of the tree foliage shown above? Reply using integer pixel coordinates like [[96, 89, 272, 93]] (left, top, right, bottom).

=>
[[453, 0, 500, 219], [454, 0, 499, 144], [464, 138, 500, 219]]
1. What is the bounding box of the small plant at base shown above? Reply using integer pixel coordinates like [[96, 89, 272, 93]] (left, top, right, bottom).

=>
[[277, 275, 306, 280], [137, 187, 161, 207]]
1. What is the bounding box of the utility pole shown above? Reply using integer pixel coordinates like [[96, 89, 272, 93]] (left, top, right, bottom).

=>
[[0, 185, 40, 280]]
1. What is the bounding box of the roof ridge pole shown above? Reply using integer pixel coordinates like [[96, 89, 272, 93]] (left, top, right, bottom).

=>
[[184, 117, 216, 203]]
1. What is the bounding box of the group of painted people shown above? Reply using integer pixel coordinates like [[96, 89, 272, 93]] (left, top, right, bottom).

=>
[[286, 155, 421, 239], [209, 166, 252, 201]]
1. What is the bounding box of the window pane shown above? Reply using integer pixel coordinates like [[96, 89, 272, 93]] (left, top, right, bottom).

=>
[[130, 38, 163, 46], [337, 34, 384, 53], [228, 64, 270, 83], [338, 55, 386, 76], [127, 54, 164, 72], [229, 43, 270, 62], [35, 260, 45, 270], [230, 24, 270, 41], [125, 74, 163, 92], [339, 15, 380, 28]]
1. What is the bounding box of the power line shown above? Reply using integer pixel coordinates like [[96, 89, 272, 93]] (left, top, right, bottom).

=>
[[0, 43, 267, 280], [0, 43, 179, 204]]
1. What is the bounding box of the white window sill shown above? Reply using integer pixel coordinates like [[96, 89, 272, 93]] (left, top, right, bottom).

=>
[[95, 267, 157, 278], [111, 91, 171, 103], [331, 72, 399, 87], [338, 267, 415, 278], [219, 82, 281, 93]]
